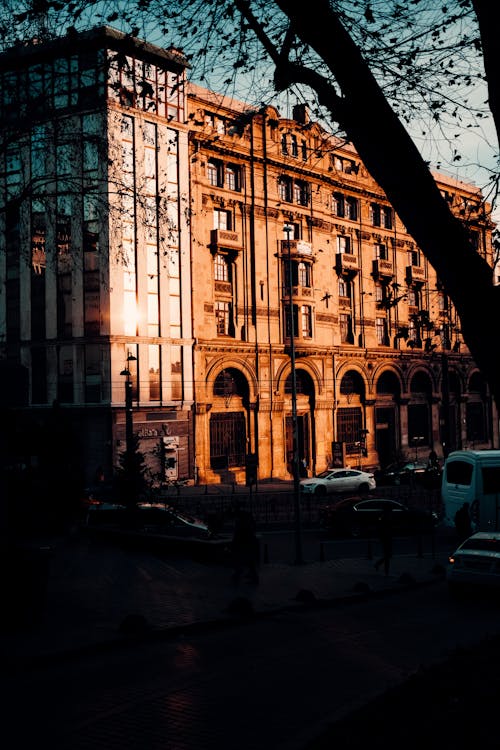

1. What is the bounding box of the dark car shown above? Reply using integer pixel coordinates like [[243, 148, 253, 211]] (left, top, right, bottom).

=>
[[375, 461, 441, 489], [319, 496, 438, 537], [85, 501, 213, 539]]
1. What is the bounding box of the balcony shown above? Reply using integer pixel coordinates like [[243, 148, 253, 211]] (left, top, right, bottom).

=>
[[280, 239, 313, 256], [372, 258, 394, 279], [211, 228, 243, 251], [405, 264, 426, 284], [282, 284, 314, 299], [335, 252, 359, 276]]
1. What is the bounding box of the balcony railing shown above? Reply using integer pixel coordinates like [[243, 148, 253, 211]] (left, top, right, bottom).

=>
[[372, 258, 394, 278], [280, 239, 313, 256], [335, 252, 359, 275], [405, 264, 426, 284]]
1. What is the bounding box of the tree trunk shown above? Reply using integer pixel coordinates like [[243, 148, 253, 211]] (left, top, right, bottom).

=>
[[276, 0, 500, 410]]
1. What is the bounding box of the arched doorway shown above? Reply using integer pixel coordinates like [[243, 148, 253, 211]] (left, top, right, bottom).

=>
[[209, 368, 249, 475], [375, 370, 401, 467], [337, 371, 367, 467], [284, 369, 315, 476], [408, 371, 433, 457]]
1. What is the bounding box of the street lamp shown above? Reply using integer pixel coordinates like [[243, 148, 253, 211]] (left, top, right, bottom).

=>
[[120, 351, 137, 459], [285, 224, 303, 565]]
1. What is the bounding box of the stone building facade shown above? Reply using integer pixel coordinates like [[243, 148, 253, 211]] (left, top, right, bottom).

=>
[[0, 28, 496, 490], [186, 85, 497, 484]]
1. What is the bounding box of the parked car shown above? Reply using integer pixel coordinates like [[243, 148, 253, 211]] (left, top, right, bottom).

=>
[[132, 502, 213, 539], [300, 468, 376, 497], [85, 501, 213, 539], [375, 461, 442, 489], [319, 496, 438, 537], [447, 531, 500, 595]]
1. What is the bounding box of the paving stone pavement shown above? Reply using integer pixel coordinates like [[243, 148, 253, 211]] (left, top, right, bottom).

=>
[[1, 524, 449, 671]]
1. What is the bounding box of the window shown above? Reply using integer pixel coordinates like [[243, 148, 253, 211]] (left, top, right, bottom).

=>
[[214, 253, 229, 281], [370, 203, 381, 227], [281, 133, 288, 155], [291, 134, 298, 157], [213, 208, 232, 230], [294, 180, 310, 206], [210, 412, 246, 469], [375, 243, 388, 260], [337, 407, 363, 454], [408, 248, 420, 266], [376, 317, 389, 346], [298, 261, 311, 287], [283, 222, 301, 240], [346, 197, 358, 220], [340, 313, 353, 343], [382, 207, 392, 228], [301, 305, 313, 338], [407, 288, 420, 308], [301, 140, 307, 160], [207, 159, 223, 187], [338, 278, 351, 299], [278, 176, 293, 202], [226, 164, 241, 191], [338, 235, 351, 254], [285, 304, 299, 338], [332, 192, 344, 217], [215, 301, 231, 335]]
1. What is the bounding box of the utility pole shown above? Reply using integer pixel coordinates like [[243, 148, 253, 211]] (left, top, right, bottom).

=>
[[285, 224, 303, 565]]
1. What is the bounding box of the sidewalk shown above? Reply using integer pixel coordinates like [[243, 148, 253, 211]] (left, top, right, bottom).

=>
[[0, 526, 448, 672]]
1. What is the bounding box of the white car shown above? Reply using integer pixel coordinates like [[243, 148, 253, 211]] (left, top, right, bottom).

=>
[[447, 531, 500, 595], [300, 468, 376, 497]]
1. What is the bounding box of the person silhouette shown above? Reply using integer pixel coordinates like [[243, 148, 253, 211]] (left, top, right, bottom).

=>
[[374, 506, 393, 576]]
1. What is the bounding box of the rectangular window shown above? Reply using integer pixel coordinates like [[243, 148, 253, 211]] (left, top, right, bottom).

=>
[[171, 344, 183, 401], [376, 317, 389, 346], [332, 192, 344, 217], [207, 159, 223, 187], [301, 305, 312, 338], [278, 176, 293, 202], [340, 313, 352, 343], [298, 261, 311, 287], [294, 180, 309, 206], [149, 344, 161, 401], [370, 203, 381, 226], [213, 208, 232, 230], [214, 253, 229, 281], [408, 248, 420, 266], [382, 207, 393, 229], [210, 412, 246, 468], [215, 301, 231, 335], [226, 164, 241, 191], [291, 134, 298, 157], [408, 404, 430, 446], [281, 133, 288, 155], [375, 243, 388, 260], [301, 140, 307, 160], [337, 407, 362, 455], [346, 197, 358, 220], [285, 305, 299, 338], [338, 235, 351, 254]]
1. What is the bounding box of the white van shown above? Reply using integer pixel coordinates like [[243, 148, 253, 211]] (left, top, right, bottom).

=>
[[441, 450, 500, 531]]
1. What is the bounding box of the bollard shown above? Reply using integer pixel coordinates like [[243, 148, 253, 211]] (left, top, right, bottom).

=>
[[320, 542, 325, 563]]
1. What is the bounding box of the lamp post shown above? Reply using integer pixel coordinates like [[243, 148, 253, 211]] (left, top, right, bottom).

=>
[[285, 224, 303, 565], [120, 351, 137, 461]]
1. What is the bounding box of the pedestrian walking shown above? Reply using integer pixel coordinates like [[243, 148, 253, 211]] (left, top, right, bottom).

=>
[[454, 502, 472, 543], [231, 506, 259, 584], [374, 506, 393, 576]]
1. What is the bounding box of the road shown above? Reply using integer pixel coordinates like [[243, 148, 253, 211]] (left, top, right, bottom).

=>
[[5, 578, 500, 750]]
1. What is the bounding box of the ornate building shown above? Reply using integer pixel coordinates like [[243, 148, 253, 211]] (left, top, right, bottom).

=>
[[187, 85, 497, 484], [0, 28, 496, 490]]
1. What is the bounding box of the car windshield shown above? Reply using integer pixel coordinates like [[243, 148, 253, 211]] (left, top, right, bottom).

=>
[[460, 538, 500, 553]]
